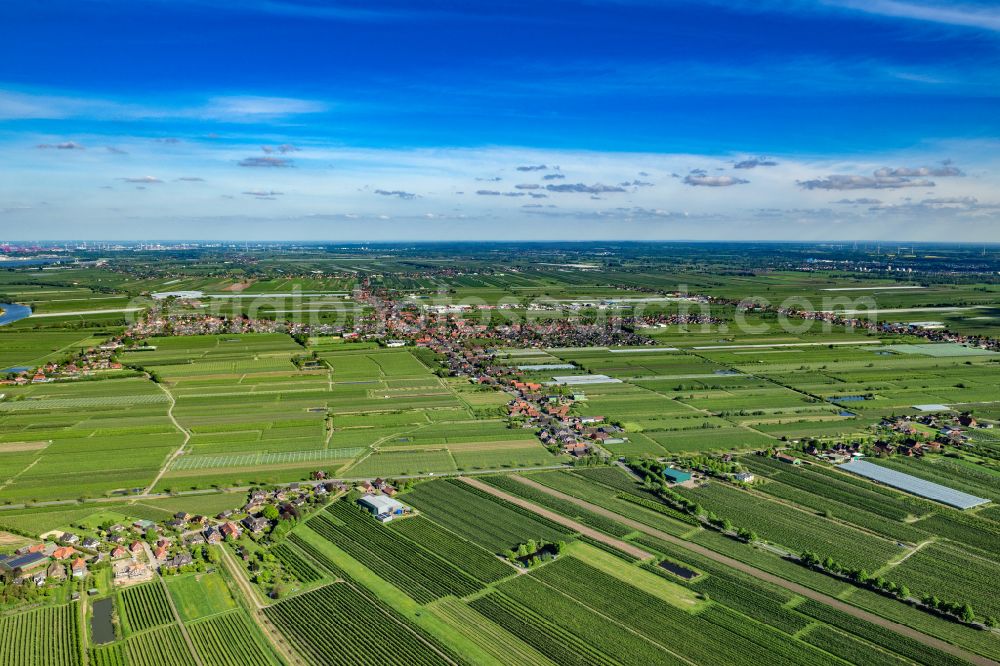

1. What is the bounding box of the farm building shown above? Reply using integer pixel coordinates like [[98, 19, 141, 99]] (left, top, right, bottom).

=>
[[0, 551, 48, 575], [662, 468, 693, 484], [776, 453, 801, 465], [358, 495, 409, 522]]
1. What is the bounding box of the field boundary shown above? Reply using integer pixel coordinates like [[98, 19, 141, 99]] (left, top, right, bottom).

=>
[[508, 473, 999, 666]]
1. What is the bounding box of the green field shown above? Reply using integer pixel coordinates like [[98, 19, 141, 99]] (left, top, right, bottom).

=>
[[4, 248, 1000, 665], [166, 572, 237, 622]]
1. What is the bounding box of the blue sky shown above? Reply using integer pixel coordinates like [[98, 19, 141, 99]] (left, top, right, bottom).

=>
[[1, 0, 999, 240]]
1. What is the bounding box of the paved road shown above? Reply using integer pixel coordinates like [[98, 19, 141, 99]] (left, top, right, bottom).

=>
[[507, 475, 997, 666], [0, 464, 571, 513], [29, 307, 145, 317]]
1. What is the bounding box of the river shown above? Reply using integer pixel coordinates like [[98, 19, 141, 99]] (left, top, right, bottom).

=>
[[0, 303, 32, 327]]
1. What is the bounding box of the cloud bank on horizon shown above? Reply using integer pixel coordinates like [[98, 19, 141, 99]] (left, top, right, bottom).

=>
[[0, 0, 998, 240]]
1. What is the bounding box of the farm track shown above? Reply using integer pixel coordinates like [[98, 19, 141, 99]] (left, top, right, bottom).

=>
[[159, 577, 205, 666], [218, 544, 304, 666], [458, 476, 653, 560], [0, 457, 40, 493], [505, 474, 999, 666], [141, 382, 190, 496]]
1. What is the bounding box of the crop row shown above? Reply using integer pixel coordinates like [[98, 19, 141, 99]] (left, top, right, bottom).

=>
[[742, 456, 931, 521], [691, 572, 811, 635], [264, 583, 453, 666], [403, 479, 571, 551], [271, 543, 323, 584], [480, 475, 634, 537], [914, 510, 1000, 554], [499, 572, 690, 666], [89, 644, 125, 666], [188, 610, 277, 666], [570, 467, 643, 493], [126, 625, 195, 666], [528, 557, 838, 666], [802, 625, 913, 666], [528, 471, 694, 536], [675, 482, 899, 570], [796, 599, 969, 666], [758, 478, 927, 543], [311, 503, 482, 602], [468, 592, 620, 666], [0, 603, 81, 666], [615, 492, 701, 526], [286, 533, 349, 579], [389, 515, 514, 583], [889, 542, 1000, 619], [429, 597, 552, 666], [120, 582, 175, 634], [697, 604, 839, 666]]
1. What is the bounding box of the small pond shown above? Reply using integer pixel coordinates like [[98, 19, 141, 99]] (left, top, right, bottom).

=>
[[658, 559, 699, 580], [91, 597, 115, 645]]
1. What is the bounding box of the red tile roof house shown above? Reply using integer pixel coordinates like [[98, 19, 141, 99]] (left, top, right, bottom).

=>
[[220, 522, 242, 539], [15, 543, 46, 555], [52, 546, 76, 560], [154, 546, 168, 560], [71, 557, 87, 578], [111, 546, 128, 560], [129, 541, 144, 554]]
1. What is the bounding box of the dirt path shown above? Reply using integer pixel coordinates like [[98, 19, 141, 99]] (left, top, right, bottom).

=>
[[141, 382, 190, 495], [459, 476, 652, 560], [507, 475, 997, 666], [218, 545, 304, 666], [159, 577, 205, 666]]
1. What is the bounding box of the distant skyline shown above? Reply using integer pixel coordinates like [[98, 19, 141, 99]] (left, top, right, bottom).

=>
[[2, 0, 999, 241]]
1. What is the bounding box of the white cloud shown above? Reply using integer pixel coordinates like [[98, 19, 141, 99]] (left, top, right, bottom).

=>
[[825, 0, 1000, 33], [3, 137, 999, 240], [0, 89, 329, 123]]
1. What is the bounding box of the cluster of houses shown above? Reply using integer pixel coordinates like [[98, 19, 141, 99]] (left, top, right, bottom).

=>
[[356, 477, 397, 497], [0, 529, 114, 587], [801, 442, 866, 464], [1, 479, 349, 594], [0, 342, 125, 385], [506, 381, 623, 457], [125, 302, 349, 339], [872, 412, 990, 457], [771, 304, 1000, 352]]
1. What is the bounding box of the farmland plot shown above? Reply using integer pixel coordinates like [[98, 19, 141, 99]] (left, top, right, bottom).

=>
[[188, 610, 279, 666], [0, 603, 81, 666], [675, 481, 901, 569], [119, 582, 174, 634], [265, 583, 456, 666]]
